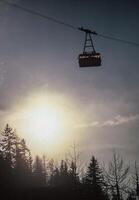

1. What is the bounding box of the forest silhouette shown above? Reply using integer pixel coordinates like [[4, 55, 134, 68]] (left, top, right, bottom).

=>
[[0, 124, 138, 200]]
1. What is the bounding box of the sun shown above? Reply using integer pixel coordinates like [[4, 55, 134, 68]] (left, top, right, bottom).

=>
[[7, 92, 84, 155], [24, 105, 64, 142], [19, 96, 70, 150]]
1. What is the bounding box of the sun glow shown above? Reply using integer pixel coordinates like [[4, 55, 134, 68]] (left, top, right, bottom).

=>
[[28, 107, 61, 135], [6, 93, 84, 155]]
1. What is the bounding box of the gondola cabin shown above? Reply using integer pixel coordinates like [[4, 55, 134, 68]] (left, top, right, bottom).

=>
[[79, 52, 101, 67]]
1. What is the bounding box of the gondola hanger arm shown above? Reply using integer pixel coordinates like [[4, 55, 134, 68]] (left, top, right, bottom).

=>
[[78, 27, 98, 35]]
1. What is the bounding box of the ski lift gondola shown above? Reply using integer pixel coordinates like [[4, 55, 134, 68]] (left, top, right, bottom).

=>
[[78, 27, 101, 67]]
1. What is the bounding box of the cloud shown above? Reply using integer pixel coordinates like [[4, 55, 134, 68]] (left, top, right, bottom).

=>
[[75, 114, 139, 129]]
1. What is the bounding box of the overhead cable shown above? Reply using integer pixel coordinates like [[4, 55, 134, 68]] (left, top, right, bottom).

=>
[[6, 1, 139, 47]]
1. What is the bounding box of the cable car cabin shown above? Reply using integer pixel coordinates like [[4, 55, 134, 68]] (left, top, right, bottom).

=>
[[79, 52, 101, 67], [78, 27, 102, 68]]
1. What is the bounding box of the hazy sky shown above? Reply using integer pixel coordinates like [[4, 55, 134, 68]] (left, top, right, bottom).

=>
[[0, 0, 139, 163]]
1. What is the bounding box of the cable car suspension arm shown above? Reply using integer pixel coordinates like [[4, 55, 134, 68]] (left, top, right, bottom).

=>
[[78, 27, 98, 53]]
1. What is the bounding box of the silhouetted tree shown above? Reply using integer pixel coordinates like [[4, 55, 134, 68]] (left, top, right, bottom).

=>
[[48, 159, 57, 187], [50, 167, 60, 187], [42, 154, 48, 185], [0, 124, 17, 188], [49, 159, 80, 189], [104, 152, 129, 200], [14, 137, 32, 187], [0, 124, 16, 167], [69, 160, 80, 189], [49, 159, 70, 187], [33, 155, 46, 187], [68, 143, 80, 189], [84, 155, 107, 200], [59, 160, 69, 187]]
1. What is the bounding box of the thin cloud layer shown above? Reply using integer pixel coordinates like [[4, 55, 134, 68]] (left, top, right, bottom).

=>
[[76, 114, 139, 128]]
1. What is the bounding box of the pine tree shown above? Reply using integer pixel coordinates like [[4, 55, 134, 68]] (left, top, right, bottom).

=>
[[50, 167, 60, 187], [69, 160, 79, 189], [60, 160, 68, 175], [0, 124, 16, 167], [28, 150, 33, 173], [33, 155, 46, 187], [48, 159, 55, 187], [68, 143, 80, 190], [14, 137, 33, 187], [84, 156, 107, 200], [20, 139, 32, 173], [59, 160, 70, 186]]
